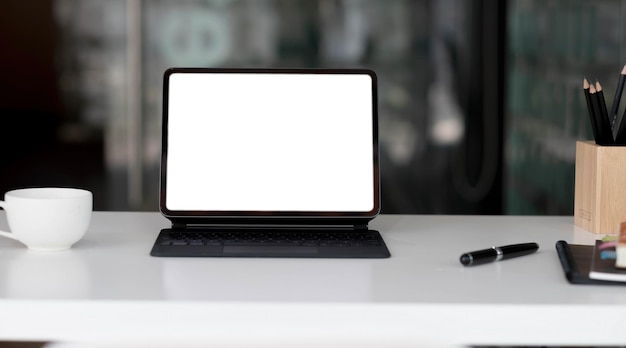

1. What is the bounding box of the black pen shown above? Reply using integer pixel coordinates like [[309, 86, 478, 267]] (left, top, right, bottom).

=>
[[459, 242, 539, 266]]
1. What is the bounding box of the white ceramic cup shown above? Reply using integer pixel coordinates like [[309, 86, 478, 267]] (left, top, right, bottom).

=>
[[0, 188, 93, 251]]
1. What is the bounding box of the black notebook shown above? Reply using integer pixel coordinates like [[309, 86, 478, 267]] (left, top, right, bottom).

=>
[[150, 68, 390, 258], [555, 240, 623, 285]]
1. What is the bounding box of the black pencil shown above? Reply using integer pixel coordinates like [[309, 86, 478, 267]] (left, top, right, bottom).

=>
[[610, 64, 626, 130], [616, 102, 626, 144], [584, 78, 600, 144], [596, 80, 611, 128], [590, 82, 614, 145]]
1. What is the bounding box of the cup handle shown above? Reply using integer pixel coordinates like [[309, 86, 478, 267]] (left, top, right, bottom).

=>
[[0, 200, 18, 241]]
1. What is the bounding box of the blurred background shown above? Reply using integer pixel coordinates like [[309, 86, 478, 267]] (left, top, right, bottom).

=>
[[0, 0, 624, 214]]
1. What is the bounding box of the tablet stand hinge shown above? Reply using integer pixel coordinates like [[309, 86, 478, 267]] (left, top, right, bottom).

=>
[[172, 222, 187, 229], [354, 223, 368, 231]]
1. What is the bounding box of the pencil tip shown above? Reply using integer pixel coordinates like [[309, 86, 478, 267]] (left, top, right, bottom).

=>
[[596, 80, 602, 91], [622, 64, 626, 74], [584, 78, 589, 88], [589, 84, 597, 93]]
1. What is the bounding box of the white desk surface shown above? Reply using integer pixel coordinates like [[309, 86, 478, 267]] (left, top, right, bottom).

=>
[[0, 212, 624, 347]]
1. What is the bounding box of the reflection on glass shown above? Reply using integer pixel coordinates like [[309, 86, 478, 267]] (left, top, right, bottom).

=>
[[56, 0, 485, 214], [506, 0, 626, 214]]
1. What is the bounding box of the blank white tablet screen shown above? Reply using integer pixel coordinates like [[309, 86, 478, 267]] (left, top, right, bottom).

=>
[[165, 72, 375, 212]]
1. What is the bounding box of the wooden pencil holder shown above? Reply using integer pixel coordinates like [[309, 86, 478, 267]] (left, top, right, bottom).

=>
[[574, 140, 626, 234]]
